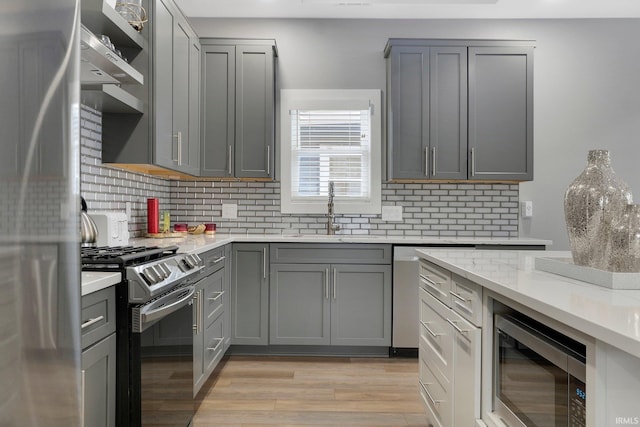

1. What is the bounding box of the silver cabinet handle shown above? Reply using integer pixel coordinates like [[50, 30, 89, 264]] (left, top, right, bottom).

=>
[[424, 147, 429, 177], [172, 133, 179, 162], [419, 380, 444, 405], [333, 268, 337, 300], [81, 369, 86, 427], [177, 131, 182, 165], [446, 317, 469, 335], [263, 248, 267, 279], [212, 256, 226, 264], [420, 320, 444, 337], [81, 315, 104, 330], [470, 147, 476, 177], [431, 147, 436, 177], [207, 338, 224, 353], [266, 145, 270, 175], [419, 274, 446, 287], [192, 290, 200, 333], [208, 291, 224, 302], [325, 268, 329, 299], [449, 290, 469, 302], [228, 145, 233, 175]]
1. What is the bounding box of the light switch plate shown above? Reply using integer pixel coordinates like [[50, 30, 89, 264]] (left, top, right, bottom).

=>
[[222, 203, 238, 219], [382, 205, 403, 222]]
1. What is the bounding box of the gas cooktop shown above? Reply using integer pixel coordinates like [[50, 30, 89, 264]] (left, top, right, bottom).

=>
[[81, 245, 179, 271]]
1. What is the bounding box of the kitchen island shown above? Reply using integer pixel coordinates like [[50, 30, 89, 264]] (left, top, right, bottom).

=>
[[416, 248, 640, 427]]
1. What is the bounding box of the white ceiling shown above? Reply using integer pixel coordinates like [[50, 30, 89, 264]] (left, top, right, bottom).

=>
[[174, 0, 640, 19]]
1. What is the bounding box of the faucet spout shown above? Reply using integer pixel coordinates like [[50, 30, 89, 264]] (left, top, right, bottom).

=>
[[327, 181, 340, 235]]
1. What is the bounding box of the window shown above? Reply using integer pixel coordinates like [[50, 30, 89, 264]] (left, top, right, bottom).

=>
[[281, 89, 381, 214]]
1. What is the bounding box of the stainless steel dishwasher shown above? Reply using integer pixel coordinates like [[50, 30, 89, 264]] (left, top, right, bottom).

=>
[[392, 246, 420, 355]]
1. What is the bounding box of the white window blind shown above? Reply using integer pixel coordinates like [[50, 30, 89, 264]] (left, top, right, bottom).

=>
[[290, 109, 371, 201]]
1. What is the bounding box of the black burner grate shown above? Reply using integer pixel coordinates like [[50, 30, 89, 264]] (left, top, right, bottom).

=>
[[81, 245, 179, 271]]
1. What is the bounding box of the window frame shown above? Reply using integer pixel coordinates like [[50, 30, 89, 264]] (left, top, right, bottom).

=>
[[280, 89, 382, 215]]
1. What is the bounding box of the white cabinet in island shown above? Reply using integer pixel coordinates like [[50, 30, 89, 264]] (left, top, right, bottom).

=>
[[415, 248, 640, 427]]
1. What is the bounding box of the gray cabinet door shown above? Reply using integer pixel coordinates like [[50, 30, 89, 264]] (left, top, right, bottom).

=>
[[330, 264, 392, 346], [172, 19, 190, 171], [468, 46, 534, 181], [153, 0, 176, 170], [269, 264, 331, 345], [201, 45, 235, 177], [231, 243, 269, 345], [429, 47, 467, 180], [388, 46, 430, 179], [82, 333, 116, 427], [235, 45, 274, 179]]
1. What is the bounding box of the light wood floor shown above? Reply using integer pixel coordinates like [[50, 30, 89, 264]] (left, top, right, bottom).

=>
[[192, 355, 428, 427]]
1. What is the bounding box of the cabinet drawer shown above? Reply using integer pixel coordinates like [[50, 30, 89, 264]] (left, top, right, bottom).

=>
[[204, 312, 226, 374], [271, 243, 391, 264], [203, 269, 225, 327], [81, 287, 116, 349], [201, 246, 227, 276], [451, 274, 483, 327], [419, 349, 452, 427], [419, 261, 452, 306], [418, 288, 453, 383]]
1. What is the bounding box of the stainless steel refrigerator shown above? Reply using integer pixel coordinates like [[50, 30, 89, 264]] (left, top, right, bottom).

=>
[[0, 0, 82, 425]]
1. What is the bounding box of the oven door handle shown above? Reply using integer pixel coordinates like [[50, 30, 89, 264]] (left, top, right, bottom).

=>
[[139, 286, 195, 328]]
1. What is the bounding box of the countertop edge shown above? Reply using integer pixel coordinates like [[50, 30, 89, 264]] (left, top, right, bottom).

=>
[[81, 271, 122, 296]]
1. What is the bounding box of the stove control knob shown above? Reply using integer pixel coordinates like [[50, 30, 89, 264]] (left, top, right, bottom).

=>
[[143, 266, 160, 284], [157, 263, 171, 278], [191, 253, 203, 266], [180, 256, 194, 270]]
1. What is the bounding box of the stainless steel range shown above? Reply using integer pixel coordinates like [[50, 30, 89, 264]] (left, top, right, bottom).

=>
[[81, 245, 203, 427]]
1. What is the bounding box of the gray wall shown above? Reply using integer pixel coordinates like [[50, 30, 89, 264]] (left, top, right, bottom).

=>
[[190, 17, 640, 249]]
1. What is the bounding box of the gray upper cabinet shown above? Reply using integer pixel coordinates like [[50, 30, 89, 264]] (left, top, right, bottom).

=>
[[385, 39, 534, 182], [200, 39, 276, 179], [468, 46, 534, 181], [386, 43, 467, 180]]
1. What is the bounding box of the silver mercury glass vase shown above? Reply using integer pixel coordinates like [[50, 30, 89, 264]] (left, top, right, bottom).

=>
[[564, 149, 633, 270], [609, 204, 640, 272]]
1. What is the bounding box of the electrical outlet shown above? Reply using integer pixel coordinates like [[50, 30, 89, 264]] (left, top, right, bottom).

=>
[[521, 201, 533, 218], [382, 206, 403, 222], [222, 203, 238, 219]]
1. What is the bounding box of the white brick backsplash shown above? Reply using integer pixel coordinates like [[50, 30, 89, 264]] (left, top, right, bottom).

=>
[[80, 104, 520, 238]]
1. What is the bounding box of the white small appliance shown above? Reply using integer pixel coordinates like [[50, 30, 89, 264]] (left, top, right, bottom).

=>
[[90, 212, 130, 247]]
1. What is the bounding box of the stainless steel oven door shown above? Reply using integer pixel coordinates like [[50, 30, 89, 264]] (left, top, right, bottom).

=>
[[494, 314, 586, 427], [130, 285, 195, 427]]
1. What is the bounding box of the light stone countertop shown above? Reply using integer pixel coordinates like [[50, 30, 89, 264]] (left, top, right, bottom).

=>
[[81, 271, 121, 296], [415, 248, 640, 357]]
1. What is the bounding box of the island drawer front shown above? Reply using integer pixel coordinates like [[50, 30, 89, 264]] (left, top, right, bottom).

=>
[[419, 347, 451, 427], [270, 243, 391, 264], [419, 260, 452, 307], [451, 274, 483, 327], [419, 287, 453, 383], [81, 286, 116, 349], [204, 312, 226, 374], [201, 246, 227, 276]]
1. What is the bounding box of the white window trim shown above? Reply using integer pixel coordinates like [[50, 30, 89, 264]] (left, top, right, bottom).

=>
[[280, 89, 382, 215]]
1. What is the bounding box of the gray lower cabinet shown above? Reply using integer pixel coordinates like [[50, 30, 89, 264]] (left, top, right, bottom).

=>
[[385, 39, 534, 182], [231, 243, 269, 345], [270, 263, 391, 346], [81, 287, 117, 427], [194, 245, 229, 396], [269, 244, 392, 347], [200, 39, 276, 179]]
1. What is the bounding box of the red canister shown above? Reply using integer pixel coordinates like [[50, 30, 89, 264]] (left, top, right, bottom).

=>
[[147, 198, 159, 234], [205, 223, 216, 235]]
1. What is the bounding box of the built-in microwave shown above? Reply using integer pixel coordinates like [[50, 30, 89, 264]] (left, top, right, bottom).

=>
[[494, 313, 586, 427]]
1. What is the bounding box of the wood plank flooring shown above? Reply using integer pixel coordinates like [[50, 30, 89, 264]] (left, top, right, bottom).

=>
[[193, 355, 428, 427]]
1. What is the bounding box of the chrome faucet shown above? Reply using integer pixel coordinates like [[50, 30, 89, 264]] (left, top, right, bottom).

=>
[[327, 181, 341, 235]]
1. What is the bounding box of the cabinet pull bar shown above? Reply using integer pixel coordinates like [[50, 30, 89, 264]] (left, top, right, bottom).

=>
[[266, 145, 270, 175], [228, 145, 233, 175], [172, 133, 179, 162], [470, 147, 476, 177], [419, 380, 444, 405], [81, 369, 86, 427], [208, 291, 225, 302], [212, 256, 226, 264], [420, 320, 444, 337], [325, 268, 329, 299], [81, 315, 104, 329], [333, 268, 337, 300], [419, 274, 446, 286], [207, 338, 224, 353], [449, 290, 470, 302], [177, 131, 182, 165], [446, 318, 469, 335], [263, 248, 267, 279], [424, 147, 429, 177], [431, 147, 436, 176]]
